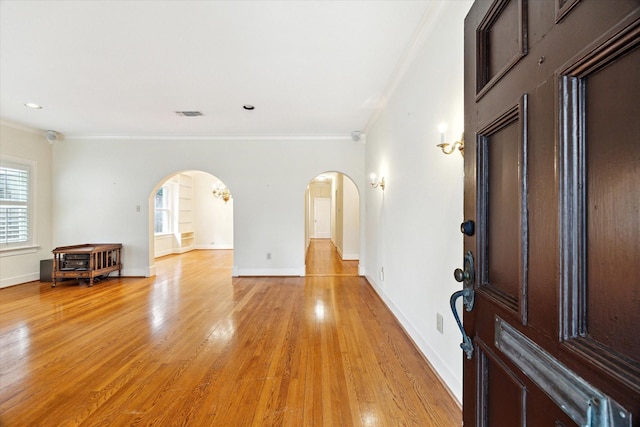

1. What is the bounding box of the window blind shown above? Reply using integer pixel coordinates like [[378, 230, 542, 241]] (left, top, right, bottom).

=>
[[0, 162, 30, 245]]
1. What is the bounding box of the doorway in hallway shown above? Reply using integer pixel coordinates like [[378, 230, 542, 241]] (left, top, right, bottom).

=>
[[305, 238, 359, 276]]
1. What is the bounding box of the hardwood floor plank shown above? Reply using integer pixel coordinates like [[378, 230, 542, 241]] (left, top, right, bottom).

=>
[[0, 248, 461, 426], [305, 239, 359, 277]]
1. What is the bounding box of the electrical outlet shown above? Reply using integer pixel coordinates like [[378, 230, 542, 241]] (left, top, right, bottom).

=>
[[436, 312, 444, 334], [379, 266, 384, 281], [136, 205, 141, 212], [266, 252, 271, 260]]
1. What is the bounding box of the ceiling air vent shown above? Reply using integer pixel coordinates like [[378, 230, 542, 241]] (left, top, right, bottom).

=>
[[175, 111, 203, 117]]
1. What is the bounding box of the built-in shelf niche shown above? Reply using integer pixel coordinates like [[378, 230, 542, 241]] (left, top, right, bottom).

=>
[[178, 173, 194, 252]]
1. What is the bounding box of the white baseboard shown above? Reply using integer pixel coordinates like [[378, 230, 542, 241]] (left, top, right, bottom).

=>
[[154, 248, 174, 258], [334, 244, 358, 261], [121, 268, 148, 278], [365, 273, 462, 405], [194, 244, 234, 250], [233, 266, 305, 277], [147, 265, 156, 277], [155, 245, 232, 259], [0, 272, 39, 288]]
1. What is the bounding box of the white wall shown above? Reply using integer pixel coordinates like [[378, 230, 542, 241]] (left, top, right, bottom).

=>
[[51, 138, 365, 278], [0, 123, 53, 287], [334, 175, 343, 251], [364, 0, 472, 403], [192, 171, 233, 249], [341, 176, 359, 260], [333, 173, 360, 261]]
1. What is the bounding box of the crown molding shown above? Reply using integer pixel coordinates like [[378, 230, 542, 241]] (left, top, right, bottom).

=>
[[0, 119, 45, 136], [64, 134, 359, 142], [1, 119, 365, 143]]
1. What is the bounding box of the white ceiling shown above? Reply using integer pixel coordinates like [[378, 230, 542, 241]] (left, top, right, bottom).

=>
[[0, 0, 439, 139]]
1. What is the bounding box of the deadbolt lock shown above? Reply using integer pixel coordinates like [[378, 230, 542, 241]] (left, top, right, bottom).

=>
[[460, 220, 475, 236]]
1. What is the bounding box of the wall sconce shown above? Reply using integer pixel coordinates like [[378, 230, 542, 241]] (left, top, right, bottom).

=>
[[212, 186, 232, 203], [436, 123, 464, 156], [370, 174, 385, 190]]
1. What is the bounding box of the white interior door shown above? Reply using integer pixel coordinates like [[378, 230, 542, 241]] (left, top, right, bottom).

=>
[[313, 197, 331, 238]]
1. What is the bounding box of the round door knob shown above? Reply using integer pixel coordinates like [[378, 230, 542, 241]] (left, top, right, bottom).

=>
[[454, 268, 465, 282]]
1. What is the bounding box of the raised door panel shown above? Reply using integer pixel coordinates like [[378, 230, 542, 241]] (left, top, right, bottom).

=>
[[477, 97, 528, 321], [476, 0, 528, 98], [559, 18, 640, 395]]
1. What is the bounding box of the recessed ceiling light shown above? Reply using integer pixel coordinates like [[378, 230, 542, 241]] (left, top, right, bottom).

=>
[[24, 103, 42, 109], [243, 105, 255, 110]]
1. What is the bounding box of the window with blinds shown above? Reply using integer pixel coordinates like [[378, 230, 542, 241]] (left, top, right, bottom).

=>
[[0, 159, 31, 247], [154, 185, 172, 234]]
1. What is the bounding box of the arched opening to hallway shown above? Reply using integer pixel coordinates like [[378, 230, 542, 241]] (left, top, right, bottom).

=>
[[304, 172, 360, 276]]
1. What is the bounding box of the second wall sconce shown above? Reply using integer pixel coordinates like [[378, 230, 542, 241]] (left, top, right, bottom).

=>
[[370, 174, 385, 191], [436, 123, 464, 156], [212, 186, 232, 203]]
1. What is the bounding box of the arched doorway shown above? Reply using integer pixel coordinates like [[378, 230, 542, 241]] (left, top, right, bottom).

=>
[[304, 172, 360, 276], [148, 170, 233, 272]]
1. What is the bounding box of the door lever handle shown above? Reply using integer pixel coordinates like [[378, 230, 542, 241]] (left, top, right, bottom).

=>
[[451, 289, 474, 359], [449, 251, 476, 359]]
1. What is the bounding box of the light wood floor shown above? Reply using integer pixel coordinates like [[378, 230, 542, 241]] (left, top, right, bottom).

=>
[[305, 239, 359, 277], [0, 243, 461, 426]]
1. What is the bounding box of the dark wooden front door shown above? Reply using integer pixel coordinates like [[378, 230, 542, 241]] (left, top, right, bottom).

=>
[[462, 1, 639, 425]]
